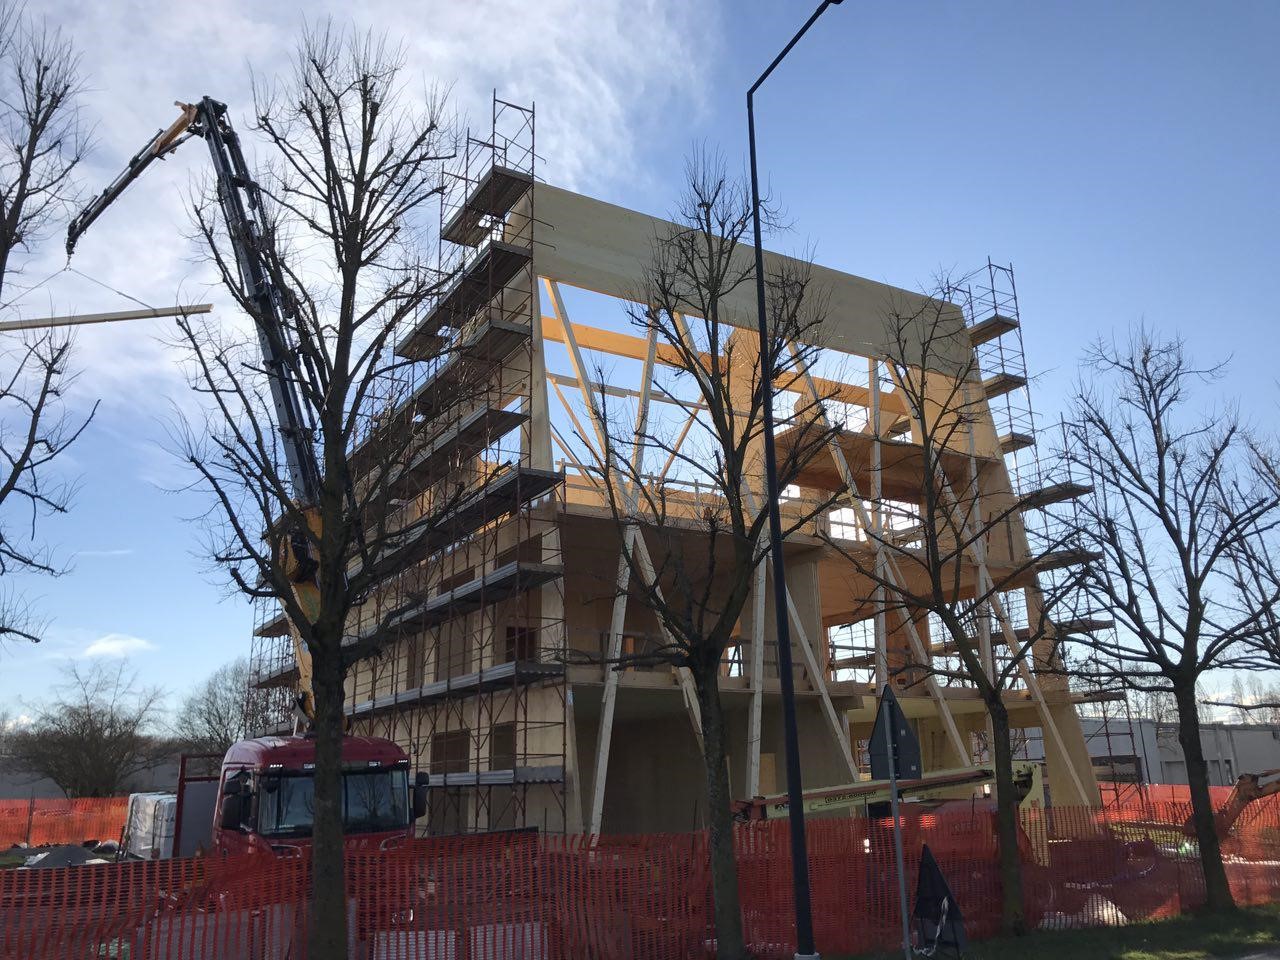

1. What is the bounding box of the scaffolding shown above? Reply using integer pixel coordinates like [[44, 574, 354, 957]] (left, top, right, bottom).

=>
[[249, 95, 569, 834], [946, 261, 1137, 796]]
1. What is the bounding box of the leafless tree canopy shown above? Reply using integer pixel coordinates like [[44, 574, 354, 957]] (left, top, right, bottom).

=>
[[169, 23, 460, 958], [172, 23, 459, 661], [1061, 331, 1280, 689], [580, 156, 839, 960], [827, 285, 1073, 701], [1060, 328, 1280, 913], [594, 158, 838, 672], [1204, 675, 1280, 726], [2, 662, 167, 798], [818, 282, 1084, 935], [0, 5, 92, 645], [172, 657, 273, 754], [0, 4, 87, 302]]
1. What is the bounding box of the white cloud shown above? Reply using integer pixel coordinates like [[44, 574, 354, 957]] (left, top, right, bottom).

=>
[[14, 0, 713, 410], [81, 633, 155, 658]]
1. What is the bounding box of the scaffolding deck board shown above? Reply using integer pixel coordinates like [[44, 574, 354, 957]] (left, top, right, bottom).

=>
[[968, 313, 1020, 346], [1036, 547, 1103, 572], [1018, 480, 1092, 511], [346, 660, 566, 719], [983, 371, 1029, 399], [405, 317, 533, 420], [417, 560, 562, 627], [425, 765, 565, 788], [398, 240, 532, 360], [1056, 616, 1115, 635], [253, 661, 298, 689], [388, 405, 530, 498], [442, 165, 534, 247], [365, 467, 563, 582], [383, 561, 563, 634], [254, 612, 290, 638], [999, 432, 1036, 454]]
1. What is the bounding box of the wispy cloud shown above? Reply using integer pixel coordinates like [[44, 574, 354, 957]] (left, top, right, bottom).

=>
[[16, 0, 712, 407], [81, 633, 155, 658], [73, 548, 135, 559]]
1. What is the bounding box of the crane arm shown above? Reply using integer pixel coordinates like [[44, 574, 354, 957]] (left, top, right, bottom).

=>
[[66, 102, 199, 257], [1212, 768, 1280, 838], [66, 96, 328, 725]]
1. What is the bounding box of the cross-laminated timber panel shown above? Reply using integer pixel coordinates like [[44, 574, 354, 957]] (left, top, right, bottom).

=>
[[531, 184, 972, 365]]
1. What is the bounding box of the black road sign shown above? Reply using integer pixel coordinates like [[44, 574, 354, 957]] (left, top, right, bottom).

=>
[[869, 685, 922, 782]]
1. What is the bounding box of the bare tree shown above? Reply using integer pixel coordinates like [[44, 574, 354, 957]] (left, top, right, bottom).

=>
[[0, 6, 93, 644], [168, 25, 461, 958], [1061, 329, 1280, 913], [822, 287, 1082, 934], [172, 657, 272, 754], [580, 159, 839, 960], [1131, 688, 1179, 724], [0, 4, 88, 301], [2, 661, 166, 797]]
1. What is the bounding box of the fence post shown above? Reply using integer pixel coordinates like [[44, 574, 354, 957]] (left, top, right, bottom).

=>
[[24, 795, 34, 846]]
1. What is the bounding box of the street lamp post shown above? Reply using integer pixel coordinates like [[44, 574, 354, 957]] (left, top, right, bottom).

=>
[[747, 3, 844, 958]]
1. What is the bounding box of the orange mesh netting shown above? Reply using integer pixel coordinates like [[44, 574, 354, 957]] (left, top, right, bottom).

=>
[[0, 798, 128, 848], [0, 796, 1276, 959]]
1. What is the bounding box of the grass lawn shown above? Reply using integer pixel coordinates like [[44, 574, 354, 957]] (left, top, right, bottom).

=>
[[842, 903, 1280, 960]]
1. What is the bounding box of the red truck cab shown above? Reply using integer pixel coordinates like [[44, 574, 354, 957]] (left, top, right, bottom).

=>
[[214, 735, 427, 857]]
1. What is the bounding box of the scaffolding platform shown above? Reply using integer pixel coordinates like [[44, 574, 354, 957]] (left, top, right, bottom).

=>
[[441, 165, 534, 247], [1036, 547, 1103, 572], [365, 467, 563, 582], [968, 312, 1020, 346], [254, 612, 290, 638], [346, 659, 566, 719], [398, 240, 533, 360], [254, 659, 298, 690], [983, 371, 1029, 399], [423, 766, 565, 788], [1018, 480, 1092, 510], [1055, 616, 1115, 635], [392, 560, 563, 633], [404, 316, 533, 421], [999, 432, 1036, 454], [388, 405, 529, 498]]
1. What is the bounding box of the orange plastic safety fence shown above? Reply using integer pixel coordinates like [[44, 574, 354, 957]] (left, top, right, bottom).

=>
[[0, 798, 1276, 959], [0, 797, 128, 848]]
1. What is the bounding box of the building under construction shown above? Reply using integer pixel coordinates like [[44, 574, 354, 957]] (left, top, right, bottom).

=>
[[249, 99, 1108, 835]]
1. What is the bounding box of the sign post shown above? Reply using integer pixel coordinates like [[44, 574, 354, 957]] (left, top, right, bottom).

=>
[[870, 685, 919, 960]]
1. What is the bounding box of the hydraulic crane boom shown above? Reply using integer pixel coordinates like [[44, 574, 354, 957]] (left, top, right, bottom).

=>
[[67, 97, 325, 722]]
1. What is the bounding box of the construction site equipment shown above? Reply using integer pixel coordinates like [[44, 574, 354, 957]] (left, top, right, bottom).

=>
[[1200, 768, 1280, 842], [732, 762, 1044, 823], [120, 793, 176, 861], [68, 96, 325, 723], [65, 97, 431, 847], [0, 304, 212, 332], [212, 737, 425, 856]]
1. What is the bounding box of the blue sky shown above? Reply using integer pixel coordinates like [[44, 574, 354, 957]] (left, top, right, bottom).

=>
[[3, 0, 1277, 716]]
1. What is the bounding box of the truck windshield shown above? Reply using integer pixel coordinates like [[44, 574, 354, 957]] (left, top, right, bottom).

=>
[[257, 768, 409, 838]]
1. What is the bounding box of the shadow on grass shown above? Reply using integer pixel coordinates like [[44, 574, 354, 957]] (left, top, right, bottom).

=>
[[838, 903, 1280, 960]]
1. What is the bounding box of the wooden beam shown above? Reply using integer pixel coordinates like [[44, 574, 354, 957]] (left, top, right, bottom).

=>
[[541, 312, 909, 415], [0, 303, 213, 332]]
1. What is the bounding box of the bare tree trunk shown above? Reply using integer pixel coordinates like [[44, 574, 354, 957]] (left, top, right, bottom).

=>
[[988, 699, 1026, 935], [309, 645, 348, 959], [697, 672, 746, 960], [1174, 681, 1236, 913]]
